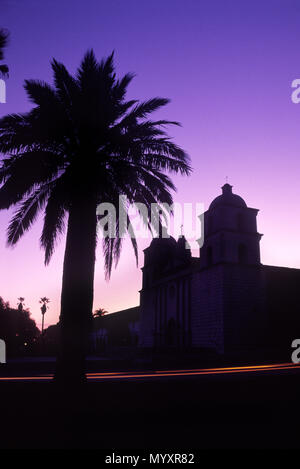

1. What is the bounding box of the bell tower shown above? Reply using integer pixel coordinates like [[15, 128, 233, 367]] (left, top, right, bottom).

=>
[[200, 184, 262, 268]]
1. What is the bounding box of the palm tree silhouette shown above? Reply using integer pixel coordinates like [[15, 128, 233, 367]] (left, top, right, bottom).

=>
[[39, 297, 50, 335], [17, 297, 25, 311], [0, 50, 190, 383], [0, 29, 9, 77], [93, 307, 108, 318]]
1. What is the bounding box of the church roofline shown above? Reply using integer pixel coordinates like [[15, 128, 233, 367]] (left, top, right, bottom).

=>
[[205, 205, 259, 214], [262, 264, 300, 273], [203, 228, 263, 238]]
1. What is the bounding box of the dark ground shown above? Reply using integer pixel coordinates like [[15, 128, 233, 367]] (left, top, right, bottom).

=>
[[0, 368, 299, 449]]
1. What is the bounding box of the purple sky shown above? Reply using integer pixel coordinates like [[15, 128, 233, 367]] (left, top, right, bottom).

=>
[[1, 0, 300, 328]]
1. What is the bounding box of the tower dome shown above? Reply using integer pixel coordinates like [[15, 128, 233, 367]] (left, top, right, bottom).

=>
[[146, 232, 177, 265], [209, 183, 247, 210], [200, 183, 262, 268]]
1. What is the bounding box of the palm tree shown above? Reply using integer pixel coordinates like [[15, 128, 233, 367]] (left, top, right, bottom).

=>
[[17, 297, 25, 312], [0, 50, 191, 383], [0, 29, 9, 77], [93, 308, 108, 318], [39, 297, 50, 335]]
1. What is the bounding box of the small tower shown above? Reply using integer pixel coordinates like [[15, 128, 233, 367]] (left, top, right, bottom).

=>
[[200, 184, 263, 268], [140, 232, 192, 349], [193, 184, 265, 355]]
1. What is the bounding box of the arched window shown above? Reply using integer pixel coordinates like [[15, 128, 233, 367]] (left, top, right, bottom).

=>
[[207, 246, 213, 266], [238, 243, 248, 264]]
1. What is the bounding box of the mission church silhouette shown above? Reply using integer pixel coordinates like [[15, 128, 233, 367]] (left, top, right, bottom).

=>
[[93, 184, 300, 359]]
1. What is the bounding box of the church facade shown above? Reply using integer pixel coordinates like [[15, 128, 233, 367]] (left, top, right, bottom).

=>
[[139, 183, 300, 358], [93, 184, 300, 359]]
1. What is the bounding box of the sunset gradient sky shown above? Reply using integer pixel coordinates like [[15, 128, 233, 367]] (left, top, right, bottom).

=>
[[1, 0, 300, 328]]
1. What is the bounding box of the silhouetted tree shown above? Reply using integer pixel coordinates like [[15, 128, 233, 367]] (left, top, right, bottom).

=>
[[17, 297, 25, 311], [93, 307, 108, 318], [0, 50, 190, 383], [0, 296, 40, 356], [0, 29, 9, 77], [42, 323, 60, 355], [39, 297, 50, 335]]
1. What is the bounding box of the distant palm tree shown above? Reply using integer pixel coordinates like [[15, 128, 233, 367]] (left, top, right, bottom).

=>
[[0, 29, 9, 77], [17, 297, 25, 311], [0, 50, 191, 383], [39, 297, 50, 335], [93, 308, 108, 318]]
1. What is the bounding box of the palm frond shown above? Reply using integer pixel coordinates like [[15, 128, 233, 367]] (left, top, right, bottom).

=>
[[0, 29, 9, 61], [7, 185, 50, 245], [0, 150, 62, 209], [51, 59, 80, 107], [40, 180, 67, 265], [77, 49, 101, 86], [119, 98, 170, 127], [112, 73, 135, 104], [24, 80, 57, 107], [0, 64, 8, 77]]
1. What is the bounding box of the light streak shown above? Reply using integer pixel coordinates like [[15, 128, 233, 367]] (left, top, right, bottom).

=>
[[0, 362, 298, 382]]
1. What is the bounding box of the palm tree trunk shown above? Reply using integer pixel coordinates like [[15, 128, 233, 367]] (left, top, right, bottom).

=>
[[54, 195, 97, 384]]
